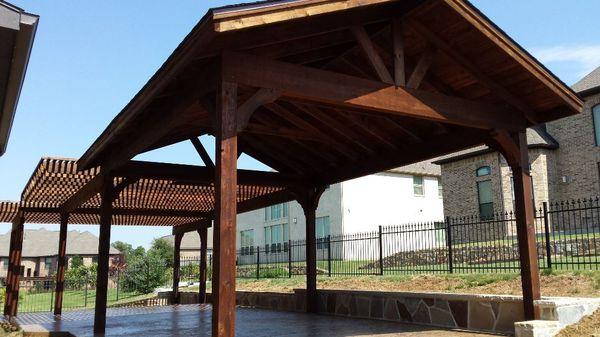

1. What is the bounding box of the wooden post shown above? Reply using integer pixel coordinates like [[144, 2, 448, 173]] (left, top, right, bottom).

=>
[[53, 213, 70, 317], [493, 130, 541, 320], [93, 178, 114, 334], [172, 233, 183, 304], [212, 78, 238, 337], [3, 213, 24, 318], [198, 226, 208, 304], [297, 187, 325, 313]]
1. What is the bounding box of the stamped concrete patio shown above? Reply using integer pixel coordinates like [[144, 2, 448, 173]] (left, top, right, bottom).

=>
[[17, 304, 503, 337]]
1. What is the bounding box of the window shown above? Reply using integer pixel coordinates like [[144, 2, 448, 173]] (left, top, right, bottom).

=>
[[477, 180, 494, 220], [0, 258, 8, 270], [437, 178, 443, 198], [45, 257, 53, 272], [264, 203, 288, 222], [594, 105, 600, 146], [476, 166, 491, 177], [264, 223, 289, 253], [413, 176, 424, 196], [240, 230, 255, 256], [316, 216, 331, 249]]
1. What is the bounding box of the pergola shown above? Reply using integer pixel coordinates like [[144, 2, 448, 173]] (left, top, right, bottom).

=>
[[4, 0, 583, 336]]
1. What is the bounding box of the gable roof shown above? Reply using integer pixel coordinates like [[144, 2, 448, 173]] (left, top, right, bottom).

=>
[[433, 127, 558, 165], [161, 231, 213, 251], [0, 228, 120, 257], [572, 66, 600, 96]]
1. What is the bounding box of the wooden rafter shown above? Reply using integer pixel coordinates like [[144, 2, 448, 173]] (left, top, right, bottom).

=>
[[190, 137, 215, 168], [236, 88, 281, 132], [406, 49, 435, 89], [351, 26, 393, 84]]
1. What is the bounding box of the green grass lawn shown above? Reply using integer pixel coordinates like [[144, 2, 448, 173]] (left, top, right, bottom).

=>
[[15, 287, 142, 313]]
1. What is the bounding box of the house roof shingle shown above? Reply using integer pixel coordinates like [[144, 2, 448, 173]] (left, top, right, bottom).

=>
[[0, 228, 120, 257], [572, 66, 600, 95]]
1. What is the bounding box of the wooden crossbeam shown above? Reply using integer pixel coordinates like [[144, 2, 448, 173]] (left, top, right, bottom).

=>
[[222, 52, 526, 131], [113, 160, 303, 187], [190, 137, 215, 168], [172, 218, 212, 236], [350, 26, 394, 84], [23, 206, 208, 218]]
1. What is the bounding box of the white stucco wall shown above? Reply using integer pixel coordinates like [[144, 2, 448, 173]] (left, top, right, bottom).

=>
[[341, 172, 444, 234]]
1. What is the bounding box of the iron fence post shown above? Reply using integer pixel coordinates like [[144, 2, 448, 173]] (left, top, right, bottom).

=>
[[256, 246, 260, 280], [445, 216, 454, 274], [50, 281, 54, 311], [288, 240, 292, 278], [327, 235, 332, 277], [116, 270, 120, 301], [378, 226, 384, 276], [543, 202, 552, 269], [84, 280, 88, 307]]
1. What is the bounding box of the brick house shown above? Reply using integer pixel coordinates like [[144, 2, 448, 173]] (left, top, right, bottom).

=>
[[435, 66, 600, 220], [0, 228, 121, 279]]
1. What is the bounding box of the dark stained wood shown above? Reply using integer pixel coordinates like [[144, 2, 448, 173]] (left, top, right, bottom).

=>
[[3, 212, 24, 317], [490, 130, 541, 320], [172, 233, 183, 304], [351, 26, 393, 84], [198, 225, 208, 303], [93, 177, 114, 334], [53, 213, 69, 317], [392, 18, 406, 87], [190, 137, 215, 168], [222, 52, 526, 131], [296, 186, 325, 313], [60, 173, 104, 214], [406, 49, 435, 89], [236, 88, 281, 132], [212, 79, 237, 337]]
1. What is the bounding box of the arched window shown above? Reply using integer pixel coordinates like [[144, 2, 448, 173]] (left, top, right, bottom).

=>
[[476, 166, 491, 177], [593, 105, 600, 146]]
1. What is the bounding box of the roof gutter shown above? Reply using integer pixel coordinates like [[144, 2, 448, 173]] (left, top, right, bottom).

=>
[[0, 3, 38, 156]]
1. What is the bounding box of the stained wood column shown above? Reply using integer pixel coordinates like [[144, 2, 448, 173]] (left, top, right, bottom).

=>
[[297, 187, 325, 313], [3, 213, 25, 318], [172, 233, 183, 304], [93, 178, 114, 334], [53, 213, 70, 317], [212, 79, 238, 337], [492, 130, 541, 320], [198, 226, 208, 303]]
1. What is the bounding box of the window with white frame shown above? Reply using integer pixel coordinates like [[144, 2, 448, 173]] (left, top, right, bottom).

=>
[[240, 229, 254, 255], [476, 166, 491, 177], [45, 257, 53, 272], [264, 203, 288, 222], [437, 178, 443, 198], [264, 223, 289, 253], [477, 180, 494, 220], [0, 257, 8, 270], [594, 105, 600, 146], [413, 176, 424, 196], [316, 216, 330, 249]]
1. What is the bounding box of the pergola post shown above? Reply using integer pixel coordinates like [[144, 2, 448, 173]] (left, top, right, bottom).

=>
[[492, 130, 541, 320], [172, 233, 183, 304], [3, 212, 25, 319], [198, 225, 208, 303], [297, 187, 325, 313], [212, 78, 238, 337], [93, 178, 114, 334], [53, 213, 70, 317]]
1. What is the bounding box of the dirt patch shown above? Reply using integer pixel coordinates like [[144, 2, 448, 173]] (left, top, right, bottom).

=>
[[236, 272, 600, 298], [556, 308, 600, 337]]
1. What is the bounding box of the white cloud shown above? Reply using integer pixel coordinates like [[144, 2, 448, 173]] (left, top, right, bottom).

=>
[[531, 45, 600, 78]]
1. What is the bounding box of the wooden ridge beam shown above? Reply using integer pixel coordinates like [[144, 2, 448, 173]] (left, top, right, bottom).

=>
[[392, 18, 406, 87], [222, 51, 526, 131]]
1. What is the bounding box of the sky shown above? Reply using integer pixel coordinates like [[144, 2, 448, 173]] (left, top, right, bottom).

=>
[[1, 0, 599, 249]]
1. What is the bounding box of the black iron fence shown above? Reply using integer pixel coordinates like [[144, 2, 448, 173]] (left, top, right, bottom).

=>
[[174, 198, 600, 280]]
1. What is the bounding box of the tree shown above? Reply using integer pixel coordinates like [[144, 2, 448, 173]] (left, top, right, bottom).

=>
[[148, 238, 174, 268], [71, 255, 84, 269], [65, 263, 96, 289], [121, 254, 168, 294]]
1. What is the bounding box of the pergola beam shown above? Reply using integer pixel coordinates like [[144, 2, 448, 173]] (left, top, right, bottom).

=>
[[60, 174, 105, 213], [23, 206, 209, 218], [222, 51, 527, 131]]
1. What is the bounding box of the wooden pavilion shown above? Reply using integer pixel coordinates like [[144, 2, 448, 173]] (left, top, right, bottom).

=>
[[3, 0, 583, 336]]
